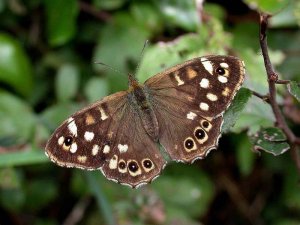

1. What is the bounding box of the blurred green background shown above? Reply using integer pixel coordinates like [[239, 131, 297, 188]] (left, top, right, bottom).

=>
[[0, 0, 300, 224]]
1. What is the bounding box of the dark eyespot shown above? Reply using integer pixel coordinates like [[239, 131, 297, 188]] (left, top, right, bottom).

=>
[[216, 67, 225, 75], [119, 161, 126, 169], [185, 139, 194, 149], [128, 161, 139, 172], [143, 159, 152, 169], [202, 121, 209, 128], [195, 129, 205, 140], [64, 136, 73, 146]]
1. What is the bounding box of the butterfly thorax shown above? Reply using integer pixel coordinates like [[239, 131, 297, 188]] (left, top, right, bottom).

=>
[[128, 74, 159, 142]]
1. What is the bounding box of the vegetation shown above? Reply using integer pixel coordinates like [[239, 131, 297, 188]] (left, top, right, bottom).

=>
[[0, 0, 299, 224]]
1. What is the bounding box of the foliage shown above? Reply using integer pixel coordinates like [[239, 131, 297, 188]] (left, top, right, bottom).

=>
[[0, 0, 299, 224]]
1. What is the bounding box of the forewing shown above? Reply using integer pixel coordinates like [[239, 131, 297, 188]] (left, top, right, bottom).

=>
[[45, 91, 166, 188]]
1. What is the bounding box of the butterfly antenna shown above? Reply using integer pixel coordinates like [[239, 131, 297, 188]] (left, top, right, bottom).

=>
[[94, 61, 125, 76], [134, 40, 149, 77]]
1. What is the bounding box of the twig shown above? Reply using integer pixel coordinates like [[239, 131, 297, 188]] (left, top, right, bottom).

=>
[[276, 79, 290, 84], [251, 90, 270, 103], [63, 196, 91, 225], [259, 13, 300, 174]]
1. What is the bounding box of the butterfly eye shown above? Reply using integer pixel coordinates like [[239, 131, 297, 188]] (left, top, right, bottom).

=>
[[118, 160, 127, 173], [128, 161, 139, 172], [119, 161, 126, 169], [195, 128, 205, 140], [216, 67, 226, 75], [184, 138, 195, 149], [64, 136, 73, 146], [202, 121, 209, 128], [143, 159, 152, 169]]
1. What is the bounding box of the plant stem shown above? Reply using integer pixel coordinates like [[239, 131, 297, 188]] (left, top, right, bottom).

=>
[[259, 13, 300, 174]]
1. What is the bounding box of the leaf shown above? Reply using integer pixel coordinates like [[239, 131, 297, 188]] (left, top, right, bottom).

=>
[[153, 0, 199, 31], [93, 12, 150, 92], [0, 33, 33, 97], [44, 0, 79, 46], [40, 102, 82, 130], [287, 81, 300, 102], [235, 134, 256, 176], [270, 2, 299, 27], [92, 0, 126, 10], [0, 150, 48, 167], [243, 0, 290, 14], [55, 64, 80, 102], [0, 90, 36, 143], [25, 179, 58, 211], [251, 127, 290, 156], [84, 77, 109, 103], [222, 88, 252, 133], [152, 164, 214, 218]]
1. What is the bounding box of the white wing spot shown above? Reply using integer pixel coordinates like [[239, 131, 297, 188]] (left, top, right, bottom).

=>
[[201, 58, 213, 75], [68, 120, 78, 137], [58, 136, 64, 145], [68, 117, 74, 123], [199, 78, 209, 88], [99, 107, 108, 120], [218, 75, 228, 83], [206, 93, 218, 101], [187, 112, 197, 120], [84, 131, 94, 141], [103, 145, 110, 154], [199, 102, 209, 111], [174, 73, 184, 86], [220, 62, 229, 68], [109, 155, 118, 169], [70, 143, 78, 153], [92, 144, 99, 156], [77, 155, 87, 163], [118, 144, 128, 153]]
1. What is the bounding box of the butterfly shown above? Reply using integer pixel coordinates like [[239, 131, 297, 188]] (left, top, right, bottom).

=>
[[45, 55, 245, 188]]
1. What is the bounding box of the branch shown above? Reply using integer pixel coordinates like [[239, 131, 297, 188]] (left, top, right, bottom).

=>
[[259, 13, 300, 174]]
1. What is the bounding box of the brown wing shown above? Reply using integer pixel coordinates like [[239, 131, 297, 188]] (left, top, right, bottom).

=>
[[145, 55, 245, 162], [45, 91, 166, 188]]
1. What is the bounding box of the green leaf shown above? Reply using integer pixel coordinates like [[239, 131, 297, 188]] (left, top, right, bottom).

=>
[[44, 0, 79, 46], [55, 64, 80, 102], [0, 150, 48, 167], [93, 12, 150, 92], [287, 81, 300, 102], [130, 2, 164, 34], [84, 77, 109, 103], [0, 90, 36, 142], [154, 0, 199, 31], [243, 0, 290, 14], [251, 127, 290, 156], [92, 0, 125, 10], [235, 134, 256, 176], [0, 33, 33, 97], [152, 164, 214, 218], [40, 102, 82, 131], [270, 2, 299, 27], [222, 88, 252, 133], [25, 179, 57, 211]]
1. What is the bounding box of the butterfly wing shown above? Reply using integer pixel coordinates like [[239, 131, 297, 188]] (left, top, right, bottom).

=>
[[45, 91, 166, 188], [145, 55, 245, 162]]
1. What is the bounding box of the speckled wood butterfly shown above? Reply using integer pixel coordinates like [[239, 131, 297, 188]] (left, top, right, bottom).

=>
[[45, 55, 245, 188]]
